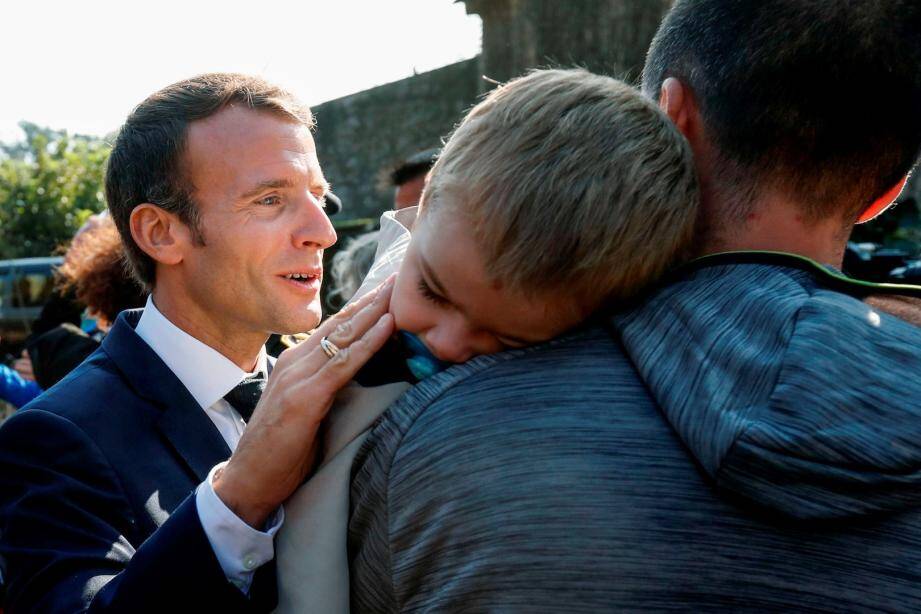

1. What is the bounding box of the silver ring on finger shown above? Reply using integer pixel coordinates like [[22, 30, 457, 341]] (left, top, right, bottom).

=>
[[320, 336, 341, 359]]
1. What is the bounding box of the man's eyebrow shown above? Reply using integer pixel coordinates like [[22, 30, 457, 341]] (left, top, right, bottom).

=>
[[238, 178, 295, 201], [419, 254, 453, 302], [237, 175, 330, 201]]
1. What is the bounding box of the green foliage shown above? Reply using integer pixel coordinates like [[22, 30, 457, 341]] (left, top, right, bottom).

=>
[[0, 122, 110, 259]]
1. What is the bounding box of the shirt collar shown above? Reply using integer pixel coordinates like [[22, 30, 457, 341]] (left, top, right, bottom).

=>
[[350, 206, 416, 302], [134, 295, 267, 411]]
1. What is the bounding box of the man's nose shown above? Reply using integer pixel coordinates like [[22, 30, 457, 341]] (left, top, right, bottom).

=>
[[293, 192, 337, 249]]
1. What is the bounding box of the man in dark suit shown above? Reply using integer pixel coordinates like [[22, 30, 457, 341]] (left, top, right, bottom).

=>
[[0, 73, 394, 612]]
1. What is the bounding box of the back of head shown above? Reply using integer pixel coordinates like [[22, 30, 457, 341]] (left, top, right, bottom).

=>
[[390, 149, 439, 187], [642, 0, 921, 223], [105, 73, 313, 290], [422, 68, 698, 307]]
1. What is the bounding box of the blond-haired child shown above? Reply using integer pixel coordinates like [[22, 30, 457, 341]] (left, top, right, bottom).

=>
[[276, 68, 699, 613]]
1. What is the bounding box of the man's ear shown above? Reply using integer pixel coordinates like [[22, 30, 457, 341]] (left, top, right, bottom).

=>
[[659, 77, 695, 139], [129, 203, 192, 266]]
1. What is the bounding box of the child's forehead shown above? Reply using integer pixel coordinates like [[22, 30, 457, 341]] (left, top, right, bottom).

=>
[[411, 213, 588, 342]]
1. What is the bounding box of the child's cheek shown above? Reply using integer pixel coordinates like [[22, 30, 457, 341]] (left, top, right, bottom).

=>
[[388, 273, 421, 334]]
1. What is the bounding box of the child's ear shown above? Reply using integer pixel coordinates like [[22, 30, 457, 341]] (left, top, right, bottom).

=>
[[129, 203, 194, 266]]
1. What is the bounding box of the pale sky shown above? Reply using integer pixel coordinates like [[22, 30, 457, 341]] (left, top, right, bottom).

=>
[[0, 0, 482, 144]]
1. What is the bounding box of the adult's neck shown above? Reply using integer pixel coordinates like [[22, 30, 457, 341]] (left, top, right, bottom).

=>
[[698, 193, 850, 269], [149, 285, 267, 372]]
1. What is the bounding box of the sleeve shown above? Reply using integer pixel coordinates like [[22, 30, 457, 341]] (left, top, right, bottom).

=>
[[196, 462, 284, 594], [0, 408, 263, 613]]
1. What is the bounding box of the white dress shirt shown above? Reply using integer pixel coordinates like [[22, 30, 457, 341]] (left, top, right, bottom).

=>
[[134, 295, 282, 594]]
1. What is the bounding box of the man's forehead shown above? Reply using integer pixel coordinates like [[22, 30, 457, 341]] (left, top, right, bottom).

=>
[[183, 105, 323, 197], [186, 105, 315, 152]]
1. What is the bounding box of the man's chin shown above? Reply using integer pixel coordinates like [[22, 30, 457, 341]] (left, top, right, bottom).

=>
[[273, 303, 323, 335]]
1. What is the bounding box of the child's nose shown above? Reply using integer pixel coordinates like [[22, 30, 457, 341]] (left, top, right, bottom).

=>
[[423, 320, 500, 364], [423, 331, 475, 364], [423, 320, 480, 364]]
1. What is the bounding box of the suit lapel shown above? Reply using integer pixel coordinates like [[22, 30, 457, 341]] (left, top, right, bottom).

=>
[[156, 400, 232, 482], [102, 310, 232, 482]]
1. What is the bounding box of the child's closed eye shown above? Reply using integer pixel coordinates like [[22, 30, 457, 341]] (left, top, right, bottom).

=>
[[417, 277, 450, 307]]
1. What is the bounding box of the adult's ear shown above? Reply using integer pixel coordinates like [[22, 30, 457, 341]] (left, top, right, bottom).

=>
[[856, 175, 910, 224], [129, 203, 191, 266], [659, 77, 695, 139]]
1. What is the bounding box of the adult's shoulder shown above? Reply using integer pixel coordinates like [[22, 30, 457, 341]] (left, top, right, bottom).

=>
[[354, 325, 640, 471], [17, 346, 128, 427], [611, 251, 921, 521], [350, 324, 654, 536], [348, 326, 662, 611]]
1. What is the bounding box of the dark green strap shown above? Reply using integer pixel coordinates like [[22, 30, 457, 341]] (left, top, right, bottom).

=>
[[679, 250, 921, 299]]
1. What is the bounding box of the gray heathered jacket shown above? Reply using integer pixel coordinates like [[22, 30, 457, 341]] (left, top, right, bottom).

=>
[[348, 254, 921, 612]]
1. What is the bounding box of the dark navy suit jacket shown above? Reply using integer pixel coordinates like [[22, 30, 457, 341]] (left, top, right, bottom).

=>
[[0, 310, 276, 613]]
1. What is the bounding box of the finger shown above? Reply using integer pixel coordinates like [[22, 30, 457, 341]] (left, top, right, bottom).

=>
[[281, 275, 395, 363], [324, 279, 394, 348], [309, 313, 395, 397], [286, 281, 395, 378], [321, 274, 394, 338]]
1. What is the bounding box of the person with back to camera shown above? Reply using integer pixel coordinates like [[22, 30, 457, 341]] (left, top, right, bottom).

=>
[[343, 1, 921, 611]]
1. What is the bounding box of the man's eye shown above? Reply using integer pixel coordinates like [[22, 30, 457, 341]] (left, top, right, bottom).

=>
[[257, 195, 282, 206]]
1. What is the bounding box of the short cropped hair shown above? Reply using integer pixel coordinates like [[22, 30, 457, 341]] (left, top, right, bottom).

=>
[[642, 0, 921, 223], [421, 68, 698, 307], [390, 149, 439, 187], [105, 73, 314, 289]]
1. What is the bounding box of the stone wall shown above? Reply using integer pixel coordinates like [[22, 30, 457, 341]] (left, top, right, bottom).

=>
[[313, 1, 672, 223], [464, 0, 673, 89], [313, 58, 482, 221]]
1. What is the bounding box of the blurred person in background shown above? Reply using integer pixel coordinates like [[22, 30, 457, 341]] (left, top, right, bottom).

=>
[[326, 230, 380, 310], [25, 216, 147, 390], [11, 212, 112, 389], [390, 148, 437, 210], [0, 337, 41, 409]]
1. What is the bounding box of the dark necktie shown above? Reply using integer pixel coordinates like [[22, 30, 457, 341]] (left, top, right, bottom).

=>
[[224, 372, 266, 422]]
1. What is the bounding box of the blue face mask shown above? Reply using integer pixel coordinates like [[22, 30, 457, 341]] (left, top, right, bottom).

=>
[[397, 330, 452, 381], [80, 312, 99, 334]]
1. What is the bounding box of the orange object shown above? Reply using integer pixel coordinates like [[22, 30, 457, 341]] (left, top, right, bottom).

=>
[[857, 175, 909, 223]]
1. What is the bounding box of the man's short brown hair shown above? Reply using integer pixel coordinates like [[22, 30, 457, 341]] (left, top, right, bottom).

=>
[[105, 73, 313, 290], [421, 68, 699, 308]]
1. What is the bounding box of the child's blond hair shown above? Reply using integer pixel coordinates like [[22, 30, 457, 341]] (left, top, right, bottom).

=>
[[420, 68, 699, 307]]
